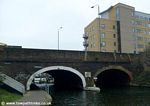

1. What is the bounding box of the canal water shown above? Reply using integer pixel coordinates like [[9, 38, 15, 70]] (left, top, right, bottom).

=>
[[50, 87, 150, 106]]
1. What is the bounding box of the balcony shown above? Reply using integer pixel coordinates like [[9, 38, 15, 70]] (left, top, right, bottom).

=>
[[83, 33, 88, 39], [83, 40, 88, 47]]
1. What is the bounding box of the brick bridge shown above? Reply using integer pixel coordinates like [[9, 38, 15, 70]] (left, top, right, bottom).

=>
[[0, 47, 140, 90]]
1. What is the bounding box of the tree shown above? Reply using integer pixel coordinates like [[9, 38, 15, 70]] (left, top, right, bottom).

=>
[[143, 43, 150, 67], [131, 44, 150, 86], [143, 43, 150, 72], [131, 43, 150, 75]]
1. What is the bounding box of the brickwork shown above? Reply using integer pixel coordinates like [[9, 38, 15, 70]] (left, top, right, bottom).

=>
[[0, 47, 141, 88]]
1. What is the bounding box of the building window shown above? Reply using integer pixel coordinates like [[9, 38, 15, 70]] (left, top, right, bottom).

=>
[[101, 24, 105, 29], [113, 34, 116, 38], [114, 42, 116, 46], [145, 17, 148, 21], [101, 33, 105, 38], [93, 43, 95, 47], [148, 23, 150, 28], [113, 25, 115, 29], [93, 34, 95, 39], [135, 15, 139, 19], [101, 42, 106, 47], [137, 36, 143, 41], [140, 16, 143, 20], [92, 26, 94, 31], [135, 21, 142, 25], [91, 44, 92, 48], [135, 29, 142, 33], [143, 31, 147, 35], [144, 38, 147, 43], [116, 7, 120, 20], [137, 44, 144, 48], [131, 20, 134, 25], [132, 28, 135, 32], [131, 11, 134, 16]]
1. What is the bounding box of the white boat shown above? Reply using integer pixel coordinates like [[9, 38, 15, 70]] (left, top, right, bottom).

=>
[[84, 87, 100, 92]]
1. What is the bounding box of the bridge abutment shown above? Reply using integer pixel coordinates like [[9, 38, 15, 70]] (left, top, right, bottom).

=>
[[85, 77, 95, 87]]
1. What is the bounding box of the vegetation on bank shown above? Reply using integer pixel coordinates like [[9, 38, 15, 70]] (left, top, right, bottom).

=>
[[133, 69, 150, 86], [0, 88, 22, 102], [132, 44, 150, 87]]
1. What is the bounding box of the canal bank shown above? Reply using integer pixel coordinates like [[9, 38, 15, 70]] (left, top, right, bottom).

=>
[[0, 88, 22, 104], [18, 90, 52, 106]]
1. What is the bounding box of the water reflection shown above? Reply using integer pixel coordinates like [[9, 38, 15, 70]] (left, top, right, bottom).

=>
[[51, 87, 150, 106]]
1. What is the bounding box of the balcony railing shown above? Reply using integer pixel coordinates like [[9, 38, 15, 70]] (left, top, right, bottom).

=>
[[83, 33, 88, 39], [83, 40, 88, 47]]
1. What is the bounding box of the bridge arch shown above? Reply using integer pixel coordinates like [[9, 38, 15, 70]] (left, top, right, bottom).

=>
[[94, 66, 133, 88], [26, 66, 86, 90]]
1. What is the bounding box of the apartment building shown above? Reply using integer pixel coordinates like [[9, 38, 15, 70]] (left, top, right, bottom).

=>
[[83, 3, 150, 53]]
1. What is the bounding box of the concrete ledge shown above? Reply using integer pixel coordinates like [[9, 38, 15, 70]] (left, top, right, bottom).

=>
[[18, 90, 52, 105], [84, 87, 100, 92], [1, 73, 25, 94]]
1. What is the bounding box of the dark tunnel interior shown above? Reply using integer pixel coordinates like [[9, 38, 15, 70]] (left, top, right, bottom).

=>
[[47, 70, 83, 90], [30, 70, 83, 90], [95, 69, 131, 88]]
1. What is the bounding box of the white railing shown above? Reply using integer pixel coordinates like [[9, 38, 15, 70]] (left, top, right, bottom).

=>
[[1, 73, 25, 94], [83, 33, 88, 39], [83, 40, 88, 47]]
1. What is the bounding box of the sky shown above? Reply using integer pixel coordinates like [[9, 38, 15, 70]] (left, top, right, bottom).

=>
[[0, 0, 150, 50]]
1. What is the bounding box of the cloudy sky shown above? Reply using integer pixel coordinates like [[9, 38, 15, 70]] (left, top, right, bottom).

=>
[[0, 0, 150, 50]]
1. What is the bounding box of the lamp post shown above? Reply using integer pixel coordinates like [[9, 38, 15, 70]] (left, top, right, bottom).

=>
[[57, 27, 63, 50], [83, 33, 88, 61], [91, 4, 100, 18], [91, 4, 101, 51]]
